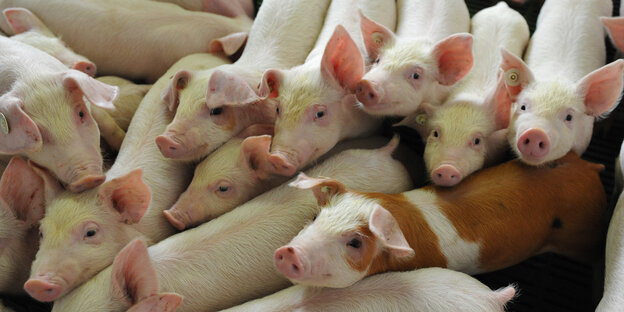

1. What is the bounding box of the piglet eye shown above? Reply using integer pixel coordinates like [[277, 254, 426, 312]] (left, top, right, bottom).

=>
[[374, 57, 380, 64], [218, 185, 229, 192], [474, 138, 480, 145], [347, 238, 362, 249], [276, 106, 280, 114], [210, 107, 223, 116], [565, 114, 572, 121], [315, 111, 325, 119], [433, 130, 439, 138], [411, 72, 420, 80], [39, 232, 43, 239], [312, 215, 318, 221], [79, 111, 85, 118], [85, 230, 96, 238], [520, 105, 526, 111]]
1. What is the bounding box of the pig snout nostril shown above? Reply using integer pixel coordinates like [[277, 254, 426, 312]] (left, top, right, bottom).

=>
[[524, 138, 530, 145], [169, 146, 177, 151], [292, 264, 299, 272], [538, 142, 544, 149], [368, 92, 375, 99], [287, 247, 294, 254]]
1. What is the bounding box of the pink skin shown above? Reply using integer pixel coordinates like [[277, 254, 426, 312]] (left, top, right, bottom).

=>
[[516, 128, 550, 160], [603, 17, 624, 53], [431, 164, 462, 187], [274, 246, 306, 280]]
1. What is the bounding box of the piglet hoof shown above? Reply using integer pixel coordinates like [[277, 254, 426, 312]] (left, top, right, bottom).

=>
[[24, 278, 62, 302], [431, 165, 462, 187], [69, 174, 106, 192]]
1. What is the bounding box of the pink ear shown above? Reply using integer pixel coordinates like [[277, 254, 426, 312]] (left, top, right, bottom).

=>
[[236, 123, 274, 138], [209, 32, 248, 56], [27, 160, 64, 204], [602, 17, 624, 52], [258, 69, 283, 99], [161, 70, 192, 113], [111, 239, 158, 306], [240, 135, 273, 179], [369, 204, 414, 258], [126, 293, 183, 312], [359, 11, 395, 62], [63, 70, 119, 110], [98, 169, 151, 224], [206, 70, 263, 109], [487, 69, 513, 130], [499, 47, 533, 98], [0, 95, 42, 153], [576, 59, 624, 117], [433, 33, 474, 86], [204, 0, 248, 18], [0, 157, 46, 225], [321, 25, 365, 91], [2, 8, 50, 35], [288, 173, 347, 206]]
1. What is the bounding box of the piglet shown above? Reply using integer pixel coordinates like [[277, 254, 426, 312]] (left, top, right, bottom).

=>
[[0, 36, 118, 192], [421, 2, 529, 186], [152, 0, 254, 18], [356, 0, 472, 116], [596, 141, 624, 312], [276, 152, 606, 288], [2, 8, 96, 76], [52, 139, 413, 312], [495, 0, 623, 165], [224, 267, 515, 312]]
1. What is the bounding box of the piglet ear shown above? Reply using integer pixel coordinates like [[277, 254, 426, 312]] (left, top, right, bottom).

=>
[[0, 157, 52, 226], [206, 70, 263, 109], [0, 95, 42, 153], [602, 17, 624, 53], [433, 33, 473, 86], [499, 48, 533, 98], [321, 25, 364, 92], [126, 293, 183, 312], [26, 160, 63, 208], [63, 70, 119, 110], [576, 59, 624, 117], [359, 10, 395, 62], [2, 8, 53, 36], [111, 239, 158, 306], [288, 173, 347, 206], [99, 169, 151, 224], [369, 204, 414, 258], [240, 134, 273, 180], [161, 70, 192, 114], [209, 32, 248, 56], [258, 69, 284, 99], [487, 69, 513, 130]]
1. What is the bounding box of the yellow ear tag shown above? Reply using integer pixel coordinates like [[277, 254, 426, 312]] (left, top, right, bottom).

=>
[[505, 69, 521, 87], [321, 186, 330, 193], [415, 114, 427, 126], [372, 32, 383, 46], [0, 113, 9, 135]]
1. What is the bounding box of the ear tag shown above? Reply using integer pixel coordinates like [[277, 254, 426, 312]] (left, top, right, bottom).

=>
[[0, 113, 9, 134], [415, 114, 427, 126], [505, 69, 521, 87], [372, 32, 384, 46]]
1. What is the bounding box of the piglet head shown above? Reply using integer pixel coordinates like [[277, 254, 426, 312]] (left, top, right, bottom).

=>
[[157, 69, 275, 161], [357, 33, 473, 116], [278, 175, 413, 287], [164, 124, 277, 230], [3, 8, 97, 76], [25, 169, 150, 302]]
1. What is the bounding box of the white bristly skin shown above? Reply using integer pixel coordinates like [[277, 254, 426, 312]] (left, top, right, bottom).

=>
[[357, 0, 471, 116], [156, 0, 332, 161], [94, 76, 151, 132], [597, 141, 624, 312], [223, 268, 516, 312], [0, 0, 252, 82], [26, 54, 229, 302], [262, 0, 396, 176], [52, 143, 412, 312], [151, 0, 254, 18], [499, 0, 623, 166], [423, 2, 529, 186]]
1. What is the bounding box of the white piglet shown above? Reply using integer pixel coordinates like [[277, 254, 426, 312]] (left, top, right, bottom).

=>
[[0, 36, 118, 192], [356, 0, 472, 117], [422, 2, 530, 186], [52, 141, 413, 312], [224, 267, 516, 312], [496, 0, 624, 165], [152, 0, 254, 18]]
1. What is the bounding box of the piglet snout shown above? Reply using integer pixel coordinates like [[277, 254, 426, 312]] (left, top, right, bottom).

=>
[[274, 246, 306, 280], [163, 207, 194, 231], [355, 80, 382, 108], [69, 174, 106, 193], [72, 61, 97, 77], [24, 278, 63, 302], [517, 128, 550, 160], [268, 152, 297, 177], [431, 165, 462, 187], [156, 134, 187, 159]]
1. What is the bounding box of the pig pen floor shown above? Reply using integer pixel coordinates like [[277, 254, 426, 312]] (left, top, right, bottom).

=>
[[2, 0, 624, 311]]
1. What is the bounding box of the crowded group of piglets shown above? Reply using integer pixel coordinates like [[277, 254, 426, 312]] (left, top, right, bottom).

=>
[[0, 0, 623, 311]]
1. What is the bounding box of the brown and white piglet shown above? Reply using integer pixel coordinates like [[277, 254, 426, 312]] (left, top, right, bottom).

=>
[[275, 152, 607, 288]]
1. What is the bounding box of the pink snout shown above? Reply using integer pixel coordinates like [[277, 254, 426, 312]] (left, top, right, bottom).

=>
[[24, 278, 63, 302], [517, 128, 550, 160], [68, 174, 106, 193], [268, 152, 297, 177], [155, 134, 187, 159], [274, 246, 306, 280], [163, 207, 194, 231], [72, 61, 97, 77], [431, 165, 463, 187], [355, 80, 382, 108]]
